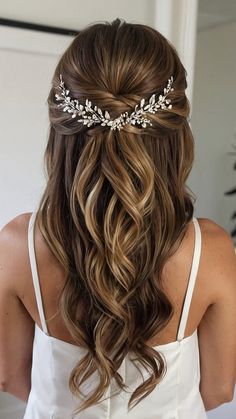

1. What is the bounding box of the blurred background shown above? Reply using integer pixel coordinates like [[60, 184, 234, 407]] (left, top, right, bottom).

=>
[[0, 0, 235, 418]]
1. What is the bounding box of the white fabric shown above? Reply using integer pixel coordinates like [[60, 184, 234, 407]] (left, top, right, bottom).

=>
[[23, 212, 207, 418]]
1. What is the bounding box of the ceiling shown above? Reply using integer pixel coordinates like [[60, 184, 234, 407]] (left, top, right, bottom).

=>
[[198, 0, 236, 31]]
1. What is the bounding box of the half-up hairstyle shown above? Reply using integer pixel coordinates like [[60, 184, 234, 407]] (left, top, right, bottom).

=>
[[37, 17, 195, 415]]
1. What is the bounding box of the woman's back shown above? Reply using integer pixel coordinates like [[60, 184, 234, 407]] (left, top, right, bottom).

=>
[[24, 211, 206, 418], [1, 208, 236, 417], [6, 209, 233, 419]]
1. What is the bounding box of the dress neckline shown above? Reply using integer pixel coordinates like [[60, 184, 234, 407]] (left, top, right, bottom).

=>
[[35, 322, 197, 352]]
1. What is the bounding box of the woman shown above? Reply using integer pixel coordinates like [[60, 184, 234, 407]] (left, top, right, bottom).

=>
[[0, 18, 236, 419]]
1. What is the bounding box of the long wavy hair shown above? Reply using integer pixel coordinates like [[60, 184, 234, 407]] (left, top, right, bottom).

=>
[[36, 18, 195, 415]]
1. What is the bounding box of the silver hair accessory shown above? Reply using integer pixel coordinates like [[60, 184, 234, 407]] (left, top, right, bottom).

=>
[[55, 74, 174, 131]]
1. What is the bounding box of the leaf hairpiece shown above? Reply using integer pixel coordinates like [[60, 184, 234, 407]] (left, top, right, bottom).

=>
[[55, 74, 174, 131]]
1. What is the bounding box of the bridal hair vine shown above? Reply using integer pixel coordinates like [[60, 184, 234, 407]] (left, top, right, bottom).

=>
[[55, 74, 174, 131]]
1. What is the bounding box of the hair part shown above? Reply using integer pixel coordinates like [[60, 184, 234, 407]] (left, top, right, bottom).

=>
[[37, 17, 195, 415]]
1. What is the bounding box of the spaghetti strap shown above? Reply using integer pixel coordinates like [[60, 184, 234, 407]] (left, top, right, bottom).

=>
[[177, 217, 202, 341], [28, 211, 49, 336]]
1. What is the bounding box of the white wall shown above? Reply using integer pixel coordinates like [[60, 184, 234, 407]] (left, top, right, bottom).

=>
[[0, 0, 155, 30], [190, 22, 236, 232], [0, 26, 73, 228]]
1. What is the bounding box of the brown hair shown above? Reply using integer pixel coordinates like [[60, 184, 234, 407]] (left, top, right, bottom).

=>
[[37, 17, 195, 415]]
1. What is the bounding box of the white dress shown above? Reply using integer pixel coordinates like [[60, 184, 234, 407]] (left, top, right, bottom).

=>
[[23, 212, 207, 418]]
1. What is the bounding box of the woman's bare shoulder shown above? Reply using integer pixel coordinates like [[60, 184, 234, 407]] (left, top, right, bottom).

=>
[[196, 217, 236, 300], [197, 217, 235, 252], [0, 212, 32, 237], [0, 213, 33, 294]]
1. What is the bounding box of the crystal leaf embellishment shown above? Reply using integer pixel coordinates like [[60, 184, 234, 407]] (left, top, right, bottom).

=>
[[55, 74, 174, 131]]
